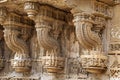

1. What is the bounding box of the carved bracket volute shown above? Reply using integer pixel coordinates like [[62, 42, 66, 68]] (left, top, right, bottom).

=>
[[65, 0, 108, 74], [2, 12, 33, 73], [24, 3, 65, 73]]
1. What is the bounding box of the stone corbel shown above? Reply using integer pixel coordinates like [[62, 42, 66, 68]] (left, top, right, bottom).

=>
[[73, 12, 101, 50], [34, 14, 65, 72], [72, 11, 107, 74], [35, 20, 64, 73], [24, 2, 64, 73], [65, 0, 107, 74], [2, 12, 32, 73]]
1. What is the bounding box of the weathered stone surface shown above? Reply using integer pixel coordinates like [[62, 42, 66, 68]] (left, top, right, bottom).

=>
[[0, 0, 119, 80]]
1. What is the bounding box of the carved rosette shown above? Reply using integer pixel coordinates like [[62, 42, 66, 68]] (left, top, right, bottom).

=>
[[3, 13, 32, 72], [81, 51, 107, 73]]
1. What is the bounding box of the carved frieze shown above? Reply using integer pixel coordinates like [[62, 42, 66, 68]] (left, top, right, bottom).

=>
[[81, 51, 107, 73]]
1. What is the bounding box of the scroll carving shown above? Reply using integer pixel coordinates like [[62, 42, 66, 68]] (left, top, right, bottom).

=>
[[4, 29, 29, 54], [73, 13, 101, 49], [35, 22, 60, 54], [35, 18, 63, 73]]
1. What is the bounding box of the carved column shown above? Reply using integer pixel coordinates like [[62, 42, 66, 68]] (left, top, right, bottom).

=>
[[0, 8, 32, 72], [65, 0, 109, 74], [24, 1, 65, 73]]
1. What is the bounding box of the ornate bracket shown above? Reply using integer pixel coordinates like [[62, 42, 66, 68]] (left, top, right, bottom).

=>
[[2, 12, 32, 72], [24, 2, 65, 73], [73, 13, 101, 49], [65, 0, 109, 74]]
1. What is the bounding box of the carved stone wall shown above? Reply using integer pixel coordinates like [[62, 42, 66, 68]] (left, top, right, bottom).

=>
[[0, 0, 119, 80]]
